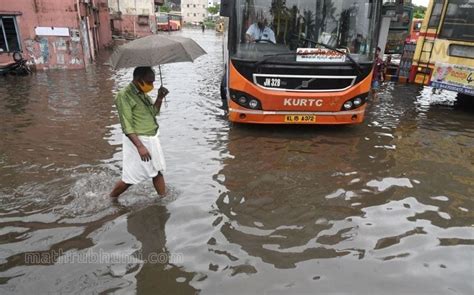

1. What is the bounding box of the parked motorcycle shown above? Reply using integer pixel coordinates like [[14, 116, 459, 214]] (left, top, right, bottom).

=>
[[0, 52, 32, 76]]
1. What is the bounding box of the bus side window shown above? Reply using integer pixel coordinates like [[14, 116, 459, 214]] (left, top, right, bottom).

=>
[[428, 1, 444, 28]]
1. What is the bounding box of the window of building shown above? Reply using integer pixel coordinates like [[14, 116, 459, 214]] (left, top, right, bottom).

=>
[[0, 16, 21, 52], [194, 4, 196, 8], [194, 13, 196, 17], [187, 4, 190, 8], [137, 15, 149, 26], [439, 0, 474, 41], [428, 0, 445, 28]]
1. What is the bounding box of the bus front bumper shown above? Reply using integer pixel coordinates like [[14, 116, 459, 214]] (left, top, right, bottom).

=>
[[228, 107, 366, 125]]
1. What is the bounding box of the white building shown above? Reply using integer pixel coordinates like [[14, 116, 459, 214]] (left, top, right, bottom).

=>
[[181, 0, 208, 24], [208, 0, 220, 7]]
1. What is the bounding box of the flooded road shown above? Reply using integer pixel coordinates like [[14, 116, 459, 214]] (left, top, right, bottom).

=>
[[1, 29, 473, 294]]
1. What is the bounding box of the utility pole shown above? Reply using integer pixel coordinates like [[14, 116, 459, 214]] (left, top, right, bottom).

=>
[[134, 0, 137, 38]]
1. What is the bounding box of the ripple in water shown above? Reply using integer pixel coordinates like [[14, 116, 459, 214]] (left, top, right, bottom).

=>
[[62, 171, 118, 216]]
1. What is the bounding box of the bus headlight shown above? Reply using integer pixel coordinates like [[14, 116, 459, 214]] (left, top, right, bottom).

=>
[[229, 89, 263, 110], [341, 94, 368, 111], [248, 99, 259, 109], [353, 97, 362, 106], [343, 101, 353, 110]]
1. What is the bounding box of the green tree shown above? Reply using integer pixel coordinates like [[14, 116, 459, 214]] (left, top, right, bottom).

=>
[[208, 4, 220, 15], [160, 5, 171, 13], [413, 5, 426, 19]]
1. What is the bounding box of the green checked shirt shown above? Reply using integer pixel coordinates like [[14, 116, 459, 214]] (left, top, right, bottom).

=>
[[115, 83, 159, 136]]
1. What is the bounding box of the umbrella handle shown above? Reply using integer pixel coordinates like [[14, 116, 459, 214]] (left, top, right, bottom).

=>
[[158, 64, 167, 107], [159, 64, 163, 86]]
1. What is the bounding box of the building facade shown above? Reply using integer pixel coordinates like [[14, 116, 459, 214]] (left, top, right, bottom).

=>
[[181, 0, 207, 24], [0, 0, 112, 70], [207, 0, 220, 7], [108, 0, 164, 38]]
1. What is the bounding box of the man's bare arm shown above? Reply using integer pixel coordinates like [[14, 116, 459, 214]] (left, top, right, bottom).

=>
[[127, 133, 151, 162]]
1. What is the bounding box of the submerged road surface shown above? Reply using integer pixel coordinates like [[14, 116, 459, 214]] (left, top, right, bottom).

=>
[[0, 29, 473, 294]]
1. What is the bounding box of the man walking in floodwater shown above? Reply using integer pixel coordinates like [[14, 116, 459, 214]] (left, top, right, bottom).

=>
[[110, 67, 169, 199], [371, 47, 384, 99]]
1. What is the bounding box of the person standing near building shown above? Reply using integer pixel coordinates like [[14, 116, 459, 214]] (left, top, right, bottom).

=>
[[371, 47, 384, 98], [353, 34, 363, 53], [110, 67, 169, 199]]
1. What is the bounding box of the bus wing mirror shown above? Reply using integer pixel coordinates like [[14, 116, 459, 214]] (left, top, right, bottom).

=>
[[220, 0, 233, 17]]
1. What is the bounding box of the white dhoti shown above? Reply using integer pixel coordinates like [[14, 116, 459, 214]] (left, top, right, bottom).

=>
[[122, 132, 166, 185]]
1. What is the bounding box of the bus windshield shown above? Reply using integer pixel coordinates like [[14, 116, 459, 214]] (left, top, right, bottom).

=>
[[230, 0, 380, 63], [157, 14, 168, 23]]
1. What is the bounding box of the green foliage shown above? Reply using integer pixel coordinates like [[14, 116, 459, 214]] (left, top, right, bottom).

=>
[[160, 5, 171, 13], [203, 20, 216, 29], [207, 4, 220, 15], [413, 5, 426, 19]]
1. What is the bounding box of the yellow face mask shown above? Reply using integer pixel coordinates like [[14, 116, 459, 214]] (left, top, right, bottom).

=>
[[139, 81, 154, 93]]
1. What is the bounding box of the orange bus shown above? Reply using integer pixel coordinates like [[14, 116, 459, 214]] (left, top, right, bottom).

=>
[[410, 0, 474, 99], [157, 13, 182, 31], [220, 0, 383, 124]]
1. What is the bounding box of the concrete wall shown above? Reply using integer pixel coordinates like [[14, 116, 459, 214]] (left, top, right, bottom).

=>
[[0, 0, 112, 70], [97, 0, 113, 49], [109, 0, 155, 15], [108, 0, 157, 37]]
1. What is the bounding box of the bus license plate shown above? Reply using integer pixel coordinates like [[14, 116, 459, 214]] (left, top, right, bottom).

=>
[[284, 115, 316, 123]]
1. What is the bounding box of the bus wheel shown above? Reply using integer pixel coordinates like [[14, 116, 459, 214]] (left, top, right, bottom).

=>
[[220, 75, 227, 101], [220, 75, 228, 110]]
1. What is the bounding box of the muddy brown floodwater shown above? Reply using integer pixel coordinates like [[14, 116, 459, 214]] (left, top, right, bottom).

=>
[[0, 29, 473, 294]]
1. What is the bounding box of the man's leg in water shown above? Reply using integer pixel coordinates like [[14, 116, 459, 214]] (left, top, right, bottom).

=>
[[152, 172, 166, 196], [110, 180, 132, 198]]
